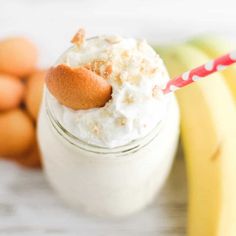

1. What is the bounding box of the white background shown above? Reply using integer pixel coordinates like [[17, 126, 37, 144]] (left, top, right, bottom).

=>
[[0, 0, 235, 235], [1, 0, 236, 67]]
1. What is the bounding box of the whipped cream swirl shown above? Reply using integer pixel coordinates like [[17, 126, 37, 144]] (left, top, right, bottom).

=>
[[49, 35, 170, 148]]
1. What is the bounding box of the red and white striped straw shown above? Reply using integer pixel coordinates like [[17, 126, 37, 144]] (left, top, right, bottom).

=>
[[162, 50, 236, 94]]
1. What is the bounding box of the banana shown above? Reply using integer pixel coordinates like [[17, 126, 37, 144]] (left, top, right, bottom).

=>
[[188, 35, 236, 101], [155, 44, 236, 236]]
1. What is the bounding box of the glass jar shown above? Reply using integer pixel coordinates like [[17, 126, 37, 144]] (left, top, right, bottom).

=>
[[37, 88, 180, 217]]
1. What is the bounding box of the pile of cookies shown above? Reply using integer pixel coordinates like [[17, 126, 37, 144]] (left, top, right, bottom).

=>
[[0, 36, 46, 168]]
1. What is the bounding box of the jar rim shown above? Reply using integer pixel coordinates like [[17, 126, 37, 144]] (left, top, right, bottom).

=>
[[45, 88, 170, 155]]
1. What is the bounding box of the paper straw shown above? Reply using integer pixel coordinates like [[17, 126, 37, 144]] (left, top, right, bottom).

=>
[[162, 50, 236, 94]]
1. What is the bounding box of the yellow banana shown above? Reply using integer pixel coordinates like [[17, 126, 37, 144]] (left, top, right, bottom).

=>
[[155, 44, 236, 236], [188, 35, 236, 101]]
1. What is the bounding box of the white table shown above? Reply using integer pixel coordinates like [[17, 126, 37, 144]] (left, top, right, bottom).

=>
[[0, 150, 187, 236]]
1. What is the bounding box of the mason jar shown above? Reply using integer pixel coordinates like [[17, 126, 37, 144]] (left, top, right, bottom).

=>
[[37, 88, 180, 217]]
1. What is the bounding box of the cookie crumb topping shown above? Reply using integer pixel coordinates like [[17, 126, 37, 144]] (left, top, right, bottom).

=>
[[71, 28, 85, 47]]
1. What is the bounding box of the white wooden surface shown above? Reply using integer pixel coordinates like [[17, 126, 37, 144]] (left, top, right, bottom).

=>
[[0, 0, 236, 235], [0, 149, 187, 236]]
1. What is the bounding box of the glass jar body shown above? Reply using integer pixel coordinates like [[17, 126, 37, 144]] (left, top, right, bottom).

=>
[[37, 92, 180, 217]]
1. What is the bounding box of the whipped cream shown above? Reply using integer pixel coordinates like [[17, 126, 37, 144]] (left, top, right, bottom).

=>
[[49, 35, 170, 148]]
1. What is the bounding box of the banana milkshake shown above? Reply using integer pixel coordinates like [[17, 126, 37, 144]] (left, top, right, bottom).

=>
[[38, 30, 180, 217]]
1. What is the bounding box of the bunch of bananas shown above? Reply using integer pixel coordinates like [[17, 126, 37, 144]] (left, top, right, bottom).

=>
[[154, 36, 236, 236]]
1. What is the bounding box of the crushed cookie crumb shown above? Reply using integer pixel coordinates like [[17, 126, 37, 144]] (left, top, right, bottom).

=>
[[103, 65, 113, 79], [152, 85, 160, 98], [93, 61, 103, 74], [128, 76, 141, 85], [92, 124, 100, 135], [150, 67, 158, 74], [123, 93, 135, 104], [84, 60, 106, 76], [84, 63, 91, 70], [114, 74, 123, 86], [121, 50, 130, 59], [117, 117, 127, 126], [105, 36, 121, 44], [101, 109, 112, 117], [71, 28, 85, 47], [140, 65, 145, 73], [140, 59, 147, 73]]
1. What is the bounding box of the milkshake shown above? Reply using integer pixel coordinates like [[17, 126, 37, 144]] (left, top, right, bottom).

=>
[[38, 30, 180, 217]]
